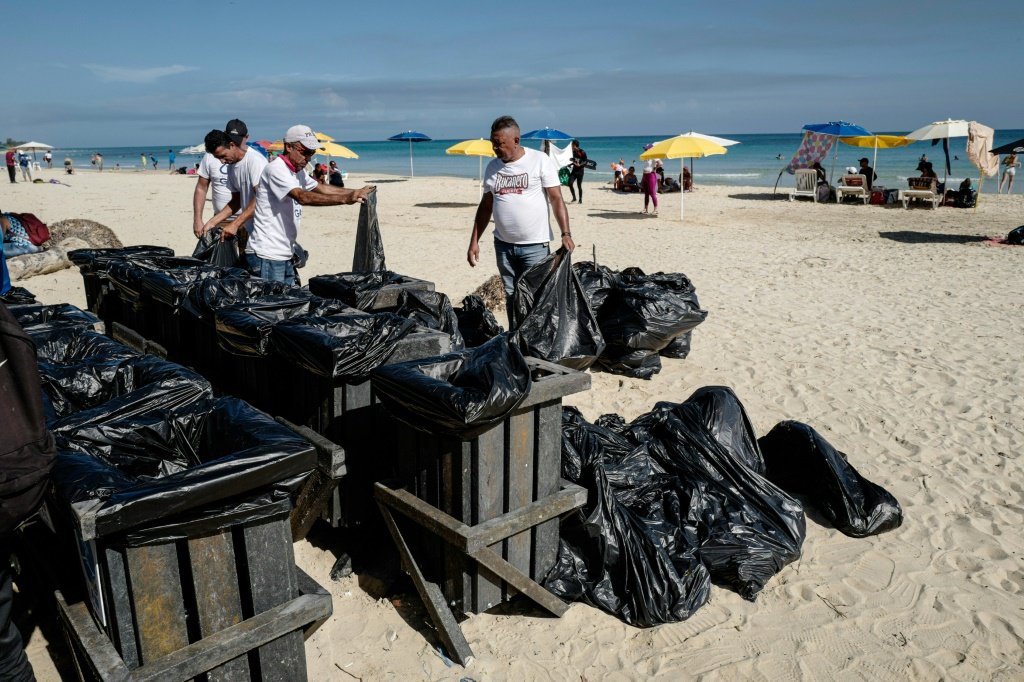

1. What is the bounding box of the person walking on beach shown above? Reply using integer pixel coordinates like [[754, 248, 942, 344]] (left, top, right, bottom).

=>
[[248, 124, 373, 284], [466, 115, 573, 320], [95, 152, 103, 172], [43, 151, 51, 169], [140, 152, 147, 169], [5, 151, 16, 184], [641, 158, 658, 215], [568, 139, 587, 204], [198, 124, 268, 247], [150, 154, 157, 170], [999, 152, 1019, 194], [168, 148, 176, 171]]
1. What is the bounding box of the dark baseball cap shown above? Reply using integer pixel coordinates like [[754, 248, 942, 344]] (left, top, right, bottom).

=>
[[225, 119, 248, 144]]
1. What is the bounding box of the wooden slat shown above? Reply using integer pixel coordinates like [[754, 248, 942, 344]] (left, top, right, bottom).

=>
[[103, 546, 140, 669], [188, 530, 250, 681], [533, 400, 563, 580], [469, 546, 568, 618], [472, 422, 505, 612], [465, 483, 587, 553], [125, 543, 189, 664], [374, 482, 472, 550], [376, 502, 474, 666], [242, 516, 304, 681], [517, 358, 591, 408], [55, 591, 131, 682], [505, 408, 534, 591]]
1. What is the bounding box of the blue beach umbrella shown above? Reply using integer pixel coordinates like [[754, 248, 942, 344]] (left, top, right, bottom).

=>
[[802, 121, 873, 184], [521, 127, 574, 142], [387, 131, 431, 177]]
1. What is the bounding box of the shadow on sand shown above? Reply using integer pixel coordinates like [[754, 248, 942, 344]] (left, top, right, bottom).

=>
[[588, 209, 653, 221], [878, 231, 989, 244], [414, 202, 477, 209], [728, 192, 787, 201], [366, 178, 408, 184]]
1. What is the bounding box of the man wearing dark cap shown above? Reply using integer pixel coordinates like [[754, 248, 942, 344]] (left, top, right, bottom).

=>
[[193, 118, 251, 238], [858, 157, 877, 190], [200, 119, 268, 246], [248, 124, 373, 283]]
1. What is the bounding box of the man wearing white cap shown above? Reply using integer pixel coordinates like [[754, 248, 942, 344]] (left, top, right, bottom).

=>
[[249, 125, 373, 283]]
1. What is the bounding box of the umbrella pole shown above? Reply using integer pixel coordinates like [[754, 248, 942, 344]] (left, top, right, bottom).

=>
[[680, 158, 685, 221], [478, 156, 483, 200], [409, 140, 414, 178], [974, 174, 982, 213]]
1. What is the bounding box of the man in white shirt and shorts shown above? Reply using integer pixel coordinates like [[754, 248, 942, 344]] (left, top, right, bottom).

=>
[[467, 115, 573, 321], [199, 123, 269, 245], [248, 124, 373, 284]]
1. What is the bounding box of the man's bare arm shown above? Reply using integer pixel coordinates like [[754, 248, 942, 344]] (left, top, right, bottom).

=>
[[192, 176, 211, 237], [467, 192, 494, 267], [545, 186, 575, 252], [288, 185, 374, 206]]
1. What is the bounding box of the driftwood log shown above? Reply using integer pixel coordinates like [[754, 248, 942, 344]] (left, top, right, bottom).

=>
[[7, 218, 122, 281]]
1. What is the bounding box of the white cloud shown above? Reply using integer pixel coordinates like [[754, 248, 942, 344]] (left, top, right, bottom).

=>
[[83, 64, 198, 84], [320, 88, 349, 109]]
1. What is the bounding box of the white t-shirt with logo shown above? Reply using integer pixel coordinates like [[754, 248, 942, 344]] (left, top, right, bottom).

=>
[[226, 147, 268, 232], [198, 153, 232, 214], [484, 147, 559, 244], [250, 156, 318, 261]]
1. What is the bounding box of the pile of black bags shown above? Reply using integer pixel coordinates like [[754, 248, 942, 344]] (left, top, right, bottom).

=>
[[547, 386, 903, 626]]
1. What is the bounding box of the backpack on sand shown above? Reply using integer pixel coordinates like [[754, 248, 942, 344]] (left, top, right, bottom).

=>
[[0, 304, 55, 534]]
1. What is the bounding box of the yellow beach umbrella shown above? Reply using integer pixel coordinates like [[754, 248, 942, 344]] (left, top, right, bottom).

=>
[[313, 131, 335, 142], [840, 134, 913, 178], [640, 136, 728, 220], [446, 139, 496, 198], [315, 141, 359, 159]]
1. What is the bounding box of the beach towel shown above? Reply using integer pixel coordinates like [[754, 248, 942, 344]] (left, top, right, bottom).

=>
[[785, 132, 835, 174], [967, 122, 999, 178]]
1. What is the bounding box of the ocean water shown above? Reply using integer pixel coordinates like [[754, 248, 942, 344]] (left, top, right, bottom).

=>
[[42, 129, 1023, 193]]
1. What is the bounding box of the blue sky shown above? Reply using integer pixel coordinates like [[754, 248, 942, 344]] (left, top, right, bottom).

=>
[[2, 1, 1020, 146]]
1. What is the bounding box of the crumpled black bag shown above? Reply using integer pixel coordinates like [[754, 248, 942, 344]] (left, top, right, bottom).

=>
[[32, 327, 138, 365], [758, 421, 903, 538], [352, 188, 385, 272], [572, 262, 621, 315], [545, 407, 711, 626], [308, 271, 410, 310], [0, 286, 36, 305], [192, 227, 241, 268], [621, 388, 805, 600], [454, 295, 503, 348], [371, 334, 531, 439], [182, 276, 305, 321], [105, 256, 208, 303], [393, 289, 464, 350], [8, 303, 99, 334], [510, 248, 604, 370], [51, 395, 316, 539], [214, 296, 350, 357], [271, 311, 417, 380], [138, 263, 250, 310], [67, 246, 175, 272], [1006, 225, 1024, 245]]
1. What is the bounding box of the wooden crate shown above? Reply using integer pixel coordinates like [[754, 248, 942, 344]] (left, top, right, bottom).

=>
[[60, 505, 328, 681], [378, 357, 590, 614]]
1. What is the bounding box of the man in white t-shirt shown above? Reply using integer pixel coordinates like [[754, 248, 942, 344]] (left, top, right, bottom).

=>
[[467, 115, 573, 318], [199, 126, 268, 243], [192, 118, 249, 237], [248, 124, 373, 284]]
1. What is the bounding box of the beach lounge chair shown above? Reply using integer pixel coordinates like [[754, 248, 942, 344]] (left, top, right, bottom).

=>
[[789, 169, 818, 202], [836, 174, 870, 204], [900, 177, 941, 209]]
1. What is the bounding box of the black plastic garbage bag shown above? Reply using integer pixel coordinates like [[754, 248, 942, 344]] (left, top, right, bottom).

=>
[[32, 328, 138, 365], [371, 334, 531, 439], [660, 332, 693, 359], [454, 295, 503, 348], [596, 347, 662, 380], [8, 303, 99, 333], [352, 188, 385, 273], [624, 387, 805, 600], [214, 296, 351, 357], [138, 263, 250, 309], [272, 311, 417, 379], [67, 246, 175, 272], [192, 227, 242, 268], [510, 248, 604, 370], [1006, 225, 1024, 245], [394, 289, 464, 350], [546, 407, 711, 626], [51, 395, 316, 539], [106, 256, 207, 303], [308, 271, 414, 310], [0, 286, 35, 305], [39, 352, 211, 421], [182, 276, 304, 320], [572, 262, 621, 314], [758, 421, 903, 538]]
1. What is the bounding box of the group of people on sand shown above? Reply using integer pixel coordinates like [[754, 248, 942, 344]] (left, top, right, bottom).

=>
[[610, 158, 691, 216]]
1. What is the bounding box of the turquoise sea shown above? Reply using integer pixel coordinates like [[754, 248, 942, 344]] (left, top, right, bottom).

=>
[[45, 129, 1023, 193]]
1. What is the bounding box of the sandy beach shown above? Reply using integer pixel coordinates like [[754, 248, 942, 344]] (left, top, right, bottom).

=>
[[7, 167, 1024, 680]]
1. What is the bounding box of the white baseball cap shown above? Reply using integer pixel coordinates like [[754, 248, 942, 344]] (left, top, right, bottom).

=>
[[283, 125, 320, 150]]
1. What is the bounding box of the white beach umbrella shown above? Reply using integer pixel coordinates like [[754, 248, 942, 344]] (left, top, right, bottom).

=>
[[677, 131, 740, 185], [905, 119, 970, 141], [15, 141, 53, 161]]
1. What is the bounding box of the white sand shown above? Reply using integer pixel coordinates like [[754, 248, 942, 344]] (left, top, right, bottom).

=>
[[8, 168, 1023, 680]]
